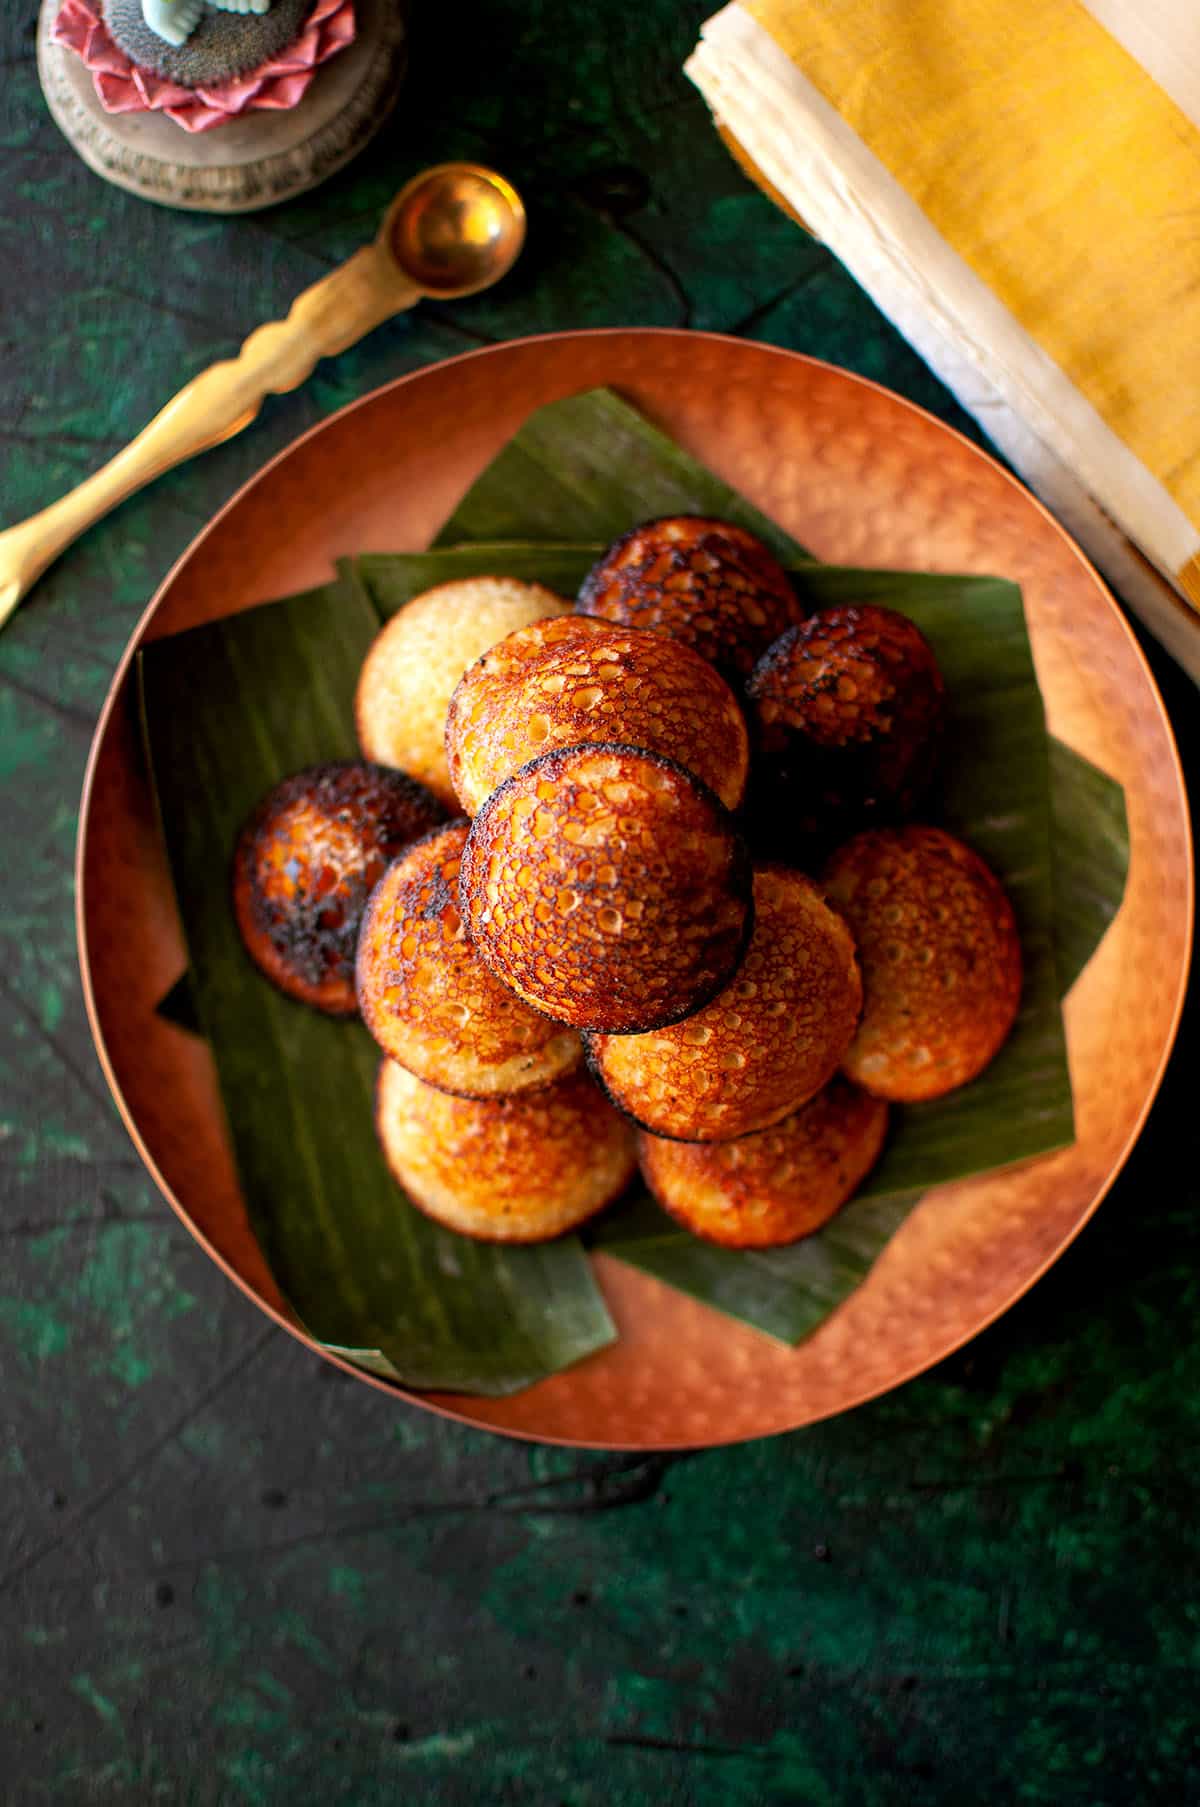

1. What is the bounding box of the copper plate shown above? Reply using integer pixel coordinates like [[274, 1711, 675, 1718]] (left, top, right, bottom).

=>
[[77, 330, 1193, 1449]]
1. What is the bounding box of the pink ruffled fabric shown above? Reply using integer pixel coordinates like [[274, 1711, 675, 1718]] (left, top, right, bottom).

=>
[[52, 0, 355, 133]]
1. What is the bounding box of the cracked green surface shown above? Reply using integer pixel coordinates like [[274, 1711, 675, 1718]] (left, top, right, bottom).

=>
[[2, 1, 1199, 1801]]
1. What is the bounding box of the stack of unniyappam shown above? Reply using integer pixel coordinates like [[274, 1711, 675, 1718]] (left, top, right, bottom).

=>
[[232, 528, 1021, 1248]]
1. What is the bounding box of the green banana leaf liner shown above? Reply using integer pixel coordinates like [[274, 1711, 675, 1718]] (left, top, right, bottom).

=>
[[142, 390, 1128, 1381]]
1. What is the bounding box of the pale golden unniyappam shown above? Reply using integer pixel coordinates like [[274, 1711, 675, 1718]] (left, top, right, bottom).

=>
[[823, 825, 1022, 1102], [375, 1059, 636, 1242], [355, 576, 569, 807], [587, 867, 861, 1141], [638, 1077, 889, 1247], [357, 822, 581, 1098]]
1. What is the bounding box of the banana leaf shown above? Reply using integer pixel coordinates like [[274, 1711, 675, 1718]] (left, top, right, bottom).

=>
[[433, 388, 805, 564], [139, 563, 615, 1396], [143, 384, 1130, 1365], [155, 558, 1122, 1349], [590, 1188, 923, 1346], [355, 529, 1124, 1342], [1048, 737, 1130, 997], [155, 970, 201, 1036]]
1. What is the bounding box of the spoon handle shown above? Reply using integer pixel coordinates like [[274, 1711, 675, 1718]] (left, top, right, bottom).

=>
[[0, 245, 418, 631]]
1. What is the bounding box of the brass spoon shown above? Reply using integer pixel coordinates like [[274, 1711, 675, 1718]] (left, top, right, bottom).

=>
[[0, 162, 526, 629]]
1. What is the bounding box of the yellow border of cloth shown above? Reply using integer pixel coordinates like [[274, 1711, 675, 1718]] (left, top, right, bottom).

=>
[[746, 0, 1200, 558], [1179, 556, 1200, 609]]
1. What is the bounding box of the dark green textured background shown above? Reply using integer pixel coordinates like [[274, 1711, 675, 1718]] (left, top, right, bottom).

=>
[[2, 3, 1198, 1801]]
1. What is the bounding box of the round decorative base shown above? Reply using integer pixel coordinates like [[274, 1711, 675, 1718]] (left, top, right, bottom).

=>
[[36, 0, 407, 213]]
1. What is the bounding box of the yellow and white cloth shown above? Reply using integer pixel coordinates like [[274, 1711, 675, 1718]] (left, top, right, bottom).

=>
[[687, 0, 1200, 675]]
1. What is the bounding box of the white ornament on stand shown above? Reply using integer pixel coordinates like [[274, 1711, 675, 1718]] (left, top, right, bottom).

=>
[[140, 0, 204, 44], [140, 0, 272, 48]]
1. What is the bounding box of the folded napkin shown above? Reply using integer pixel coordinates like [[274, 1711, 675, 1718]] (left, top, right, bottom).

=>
[[687, 0, 1200, 677]]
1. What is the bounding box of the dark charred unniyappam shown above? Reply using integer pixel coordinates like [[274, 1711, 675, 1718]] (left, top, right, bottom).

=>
[[587, 867, 862, 1142], [444, 614, 749, 816], [355, 576, 569, 807], [577, 515, 799, 682], [459, 743, 753, 1034], [356, 822, 582, 1098], [745, 604, 946, 840], [823, 825, 1022, 1102], [232, 761, 446, 1016], [375, 1058, 637, 1242], [638, 1076, 889, 1247]]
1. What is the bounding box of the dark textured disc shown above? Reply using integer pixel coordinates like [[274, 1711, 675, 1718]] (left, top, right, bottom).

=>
[[103, 0, 314, 87]]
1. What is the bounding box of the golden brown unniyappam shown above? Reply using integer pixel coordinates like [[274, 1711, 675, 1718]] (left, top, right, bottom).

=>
[[823, 825, 1022, 1102], [445, 613, 749, 815], [375, 1058, 636, 1242], [356, 822, 581, 1098], [232, 761, 446, 1016], [587, 866, 862, 1141], [577, 515, 799, 682], [459, 743, 753, 1034], [355, 576, 569, 806], [745, 604, 945, 842], [638, 1076, 889, 1247]]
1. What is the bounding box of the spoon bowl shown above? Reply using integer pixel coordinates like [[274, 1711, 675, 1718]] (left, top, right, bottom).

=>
[[384, 163, 526, 299]]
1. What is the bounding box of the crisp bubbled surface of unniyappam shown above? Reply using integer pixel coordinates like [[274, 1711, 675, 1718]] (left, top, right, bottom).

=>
[[459, 743, 752, 1034], [375, 1058, 637, 1242], [823, 825, 1022, 1102], [638, 1076, 889, 1248], [445, 613, 749, 815], [577, 515, 800, 683], [745, 603, 946, 836], [357, 822, 582, 1099], [233, 761, 446, 1017], [587, 866, 862, 1141], [355, 577, 570, 808]]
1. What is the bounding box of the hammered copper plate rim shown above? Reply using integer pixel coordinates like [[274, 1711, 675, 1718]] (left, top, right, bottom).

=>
[[75, 328, 1193, 1449]]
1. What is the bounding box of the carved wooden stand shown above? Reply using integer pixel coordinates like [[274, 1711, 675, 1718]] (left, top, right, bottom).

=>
[[36, 0, 407, 212]]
